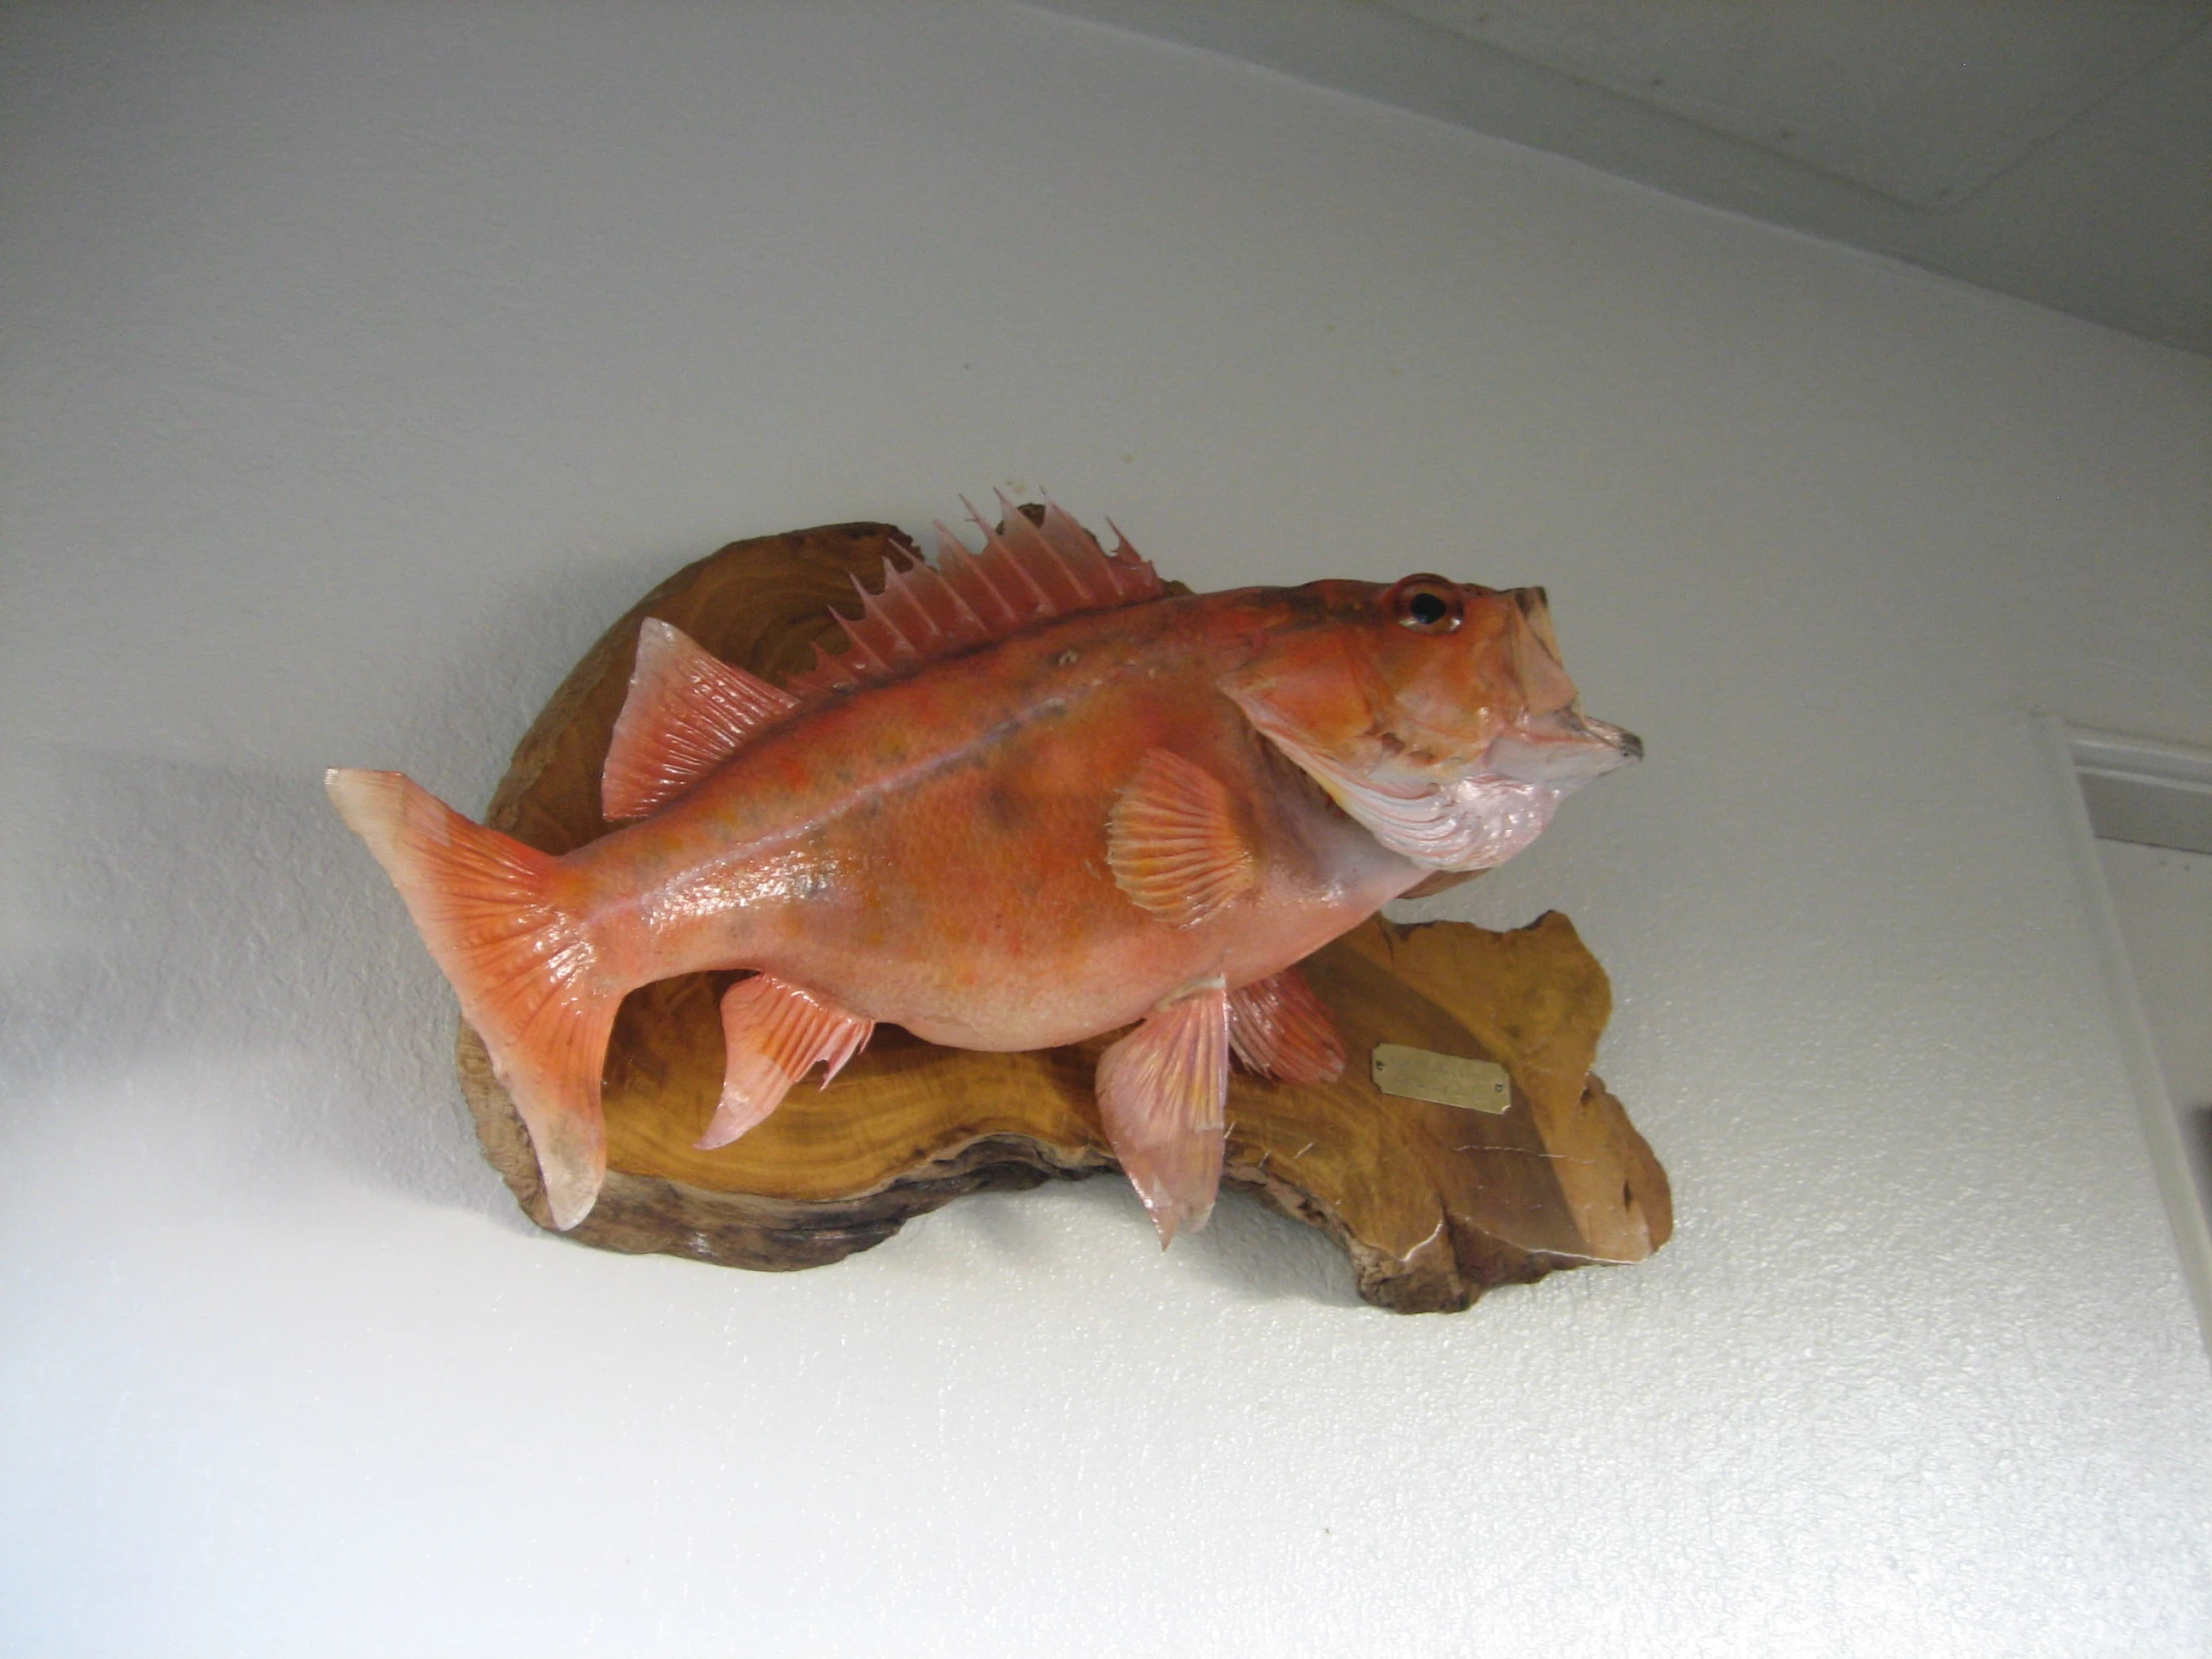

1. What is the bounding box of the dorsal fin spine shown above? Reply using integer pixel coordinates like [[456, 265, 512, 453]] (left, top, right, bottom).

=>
[[1035, 497, 1124, 607], [909, 550, 990, 645], [935, 533, 1021, 634], [786, 500, 1165, 703], [864, 565, 936, 658], [797, 642, 859, 697], [838, 574, 907, 675], [966, 497, 1057, 616], [893, 535, 993, 651], [992, 491, 1085, 611], [1102, 517, 1148, 597]]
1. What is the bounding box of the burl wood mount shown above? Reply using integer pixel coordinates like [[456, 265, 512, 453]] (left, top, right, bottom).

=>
[[458, 521, 1671, 1312]]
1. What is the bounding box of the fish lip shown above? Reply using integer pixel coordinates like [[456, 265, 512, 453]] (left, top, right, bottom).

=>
[[1478, 713, 1642, 789], [1583, 716, 1643, 765]]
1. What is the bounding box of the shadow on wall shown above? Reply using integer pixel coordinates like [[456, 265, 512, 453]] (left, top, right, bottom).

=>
[[2, 745, 517, 1229], [1173, 1180, 1368, 1309]]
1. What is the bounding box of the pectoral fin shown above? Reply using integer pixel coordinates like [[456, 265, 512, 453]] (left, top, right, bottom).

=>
[[1227, 965, 1346, 1085], [1106, 749, 1257, 927], [1095, 978, 1231, 1247], [697, 974, 874, 1149]]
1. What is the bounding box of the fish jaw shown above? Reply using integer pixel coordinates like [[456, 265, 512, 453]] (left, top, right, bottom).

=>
[[1232, 695, 1639, 873], [1218, 579, 1639, 873]]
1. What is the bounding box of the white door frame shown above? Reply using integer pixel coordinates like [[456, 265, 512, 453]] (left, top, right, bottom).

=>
[[2037, 716, 2212, 1358]]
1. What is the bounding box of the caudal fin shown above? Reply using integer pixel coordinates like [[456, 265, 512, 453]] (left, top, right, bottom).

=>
[[326, 768, 618, 1230]]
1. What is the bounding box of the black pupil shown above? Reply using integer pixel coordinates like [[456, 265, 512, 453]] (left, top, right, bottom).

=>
[[1407, 590, 1448, 626]]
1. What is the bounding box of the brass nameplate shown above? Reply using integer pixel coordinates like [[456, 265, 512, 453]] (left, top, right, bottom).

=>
[[1369, 1044, 1512, 1113]]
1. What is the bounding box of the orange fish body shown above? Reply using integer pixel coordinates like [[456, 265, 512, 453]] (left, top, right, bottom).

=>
[[579, 596, 1421, 1047], [330, 504, 1637, 1243]]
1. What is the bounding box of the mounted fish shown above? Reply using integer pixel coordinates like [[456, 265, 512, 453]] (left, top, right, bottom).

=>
[[329, 501, 1639, 1244]]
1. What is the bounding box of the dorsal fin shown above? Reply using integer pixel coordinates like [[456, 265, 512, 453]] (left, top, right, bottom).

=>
[[602, 619, 800, 821], [783, 496, 1163, 700]]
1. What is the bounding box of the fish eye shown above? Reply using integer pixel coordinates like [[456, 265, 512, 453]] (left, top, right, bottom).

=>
[[1386, 575, 1463, 634]]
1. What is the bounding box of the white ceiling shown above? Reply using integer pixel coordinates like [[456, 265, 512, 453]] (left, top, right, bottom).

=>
[[1025, 0, 2212, 356]]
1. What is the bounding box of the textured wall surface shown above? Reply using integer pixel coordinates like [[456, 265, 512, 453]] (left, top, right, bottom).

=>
[[4, 4, 2210, 1654]]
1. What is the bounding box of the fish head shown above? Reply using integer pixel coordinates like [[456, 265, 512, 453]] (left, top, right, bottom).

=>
[[1219, 575, 1640, 872]]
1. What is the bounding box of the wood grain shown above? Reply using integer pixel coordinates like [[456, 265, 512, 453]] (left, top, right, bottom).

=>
[[456, 521, 1671, 1311]]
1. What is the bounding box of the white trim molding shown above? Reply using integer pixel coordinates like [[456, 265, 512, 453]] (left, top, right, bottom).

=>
[[2068, 727, 2212, 856], [2039, 716, 2212, 1361]]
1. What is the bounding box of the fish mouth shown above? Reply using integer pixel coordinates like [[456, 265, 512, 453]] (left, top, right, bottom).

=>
[[1484, 713, 1642, 788], [1229, 679, 1641, 875], [1343, 712, 1639, 871], [1250, 715, 1637, 873]]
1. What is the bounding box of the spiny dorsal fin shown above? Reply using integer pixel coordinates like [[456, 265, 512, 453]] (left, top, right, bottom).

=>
[[603, 619, 800, 821], [783, 495, 1163, 700], [1107, 748, 1258, 927]]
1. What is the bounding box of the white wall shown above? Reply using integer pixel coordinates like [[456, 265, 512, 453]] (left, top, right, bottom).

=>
[[4, 4, 2209, 1653]]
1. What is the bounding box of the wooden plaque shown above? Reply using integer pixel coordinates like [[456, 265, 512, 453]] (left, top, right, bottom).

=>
[[457, 521, 1671, 1312]]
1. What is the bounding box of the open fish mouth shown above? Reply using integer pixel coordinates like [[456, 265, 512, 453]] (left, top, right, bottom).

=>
[[1427, 713, 1641, 869], [1253, 710, 1640, 873], [1485, 714, 1642, 788]]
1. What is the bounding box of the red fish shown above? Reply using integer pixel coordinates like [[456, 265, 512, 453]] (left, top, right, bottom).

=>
[[329, 503, 1638, 1243]]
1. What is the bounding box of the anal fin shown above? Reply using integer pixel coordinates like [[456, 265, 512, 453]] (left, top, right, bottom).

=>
[[697, 974, 874, 1149], [1227, 965, 1346, 1085], [1095, 977, 1231, 1247]]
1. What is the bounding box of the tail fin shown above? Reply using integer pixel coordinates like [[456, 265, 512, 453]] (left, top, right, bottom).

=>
[[326, 768, 618, 1230]]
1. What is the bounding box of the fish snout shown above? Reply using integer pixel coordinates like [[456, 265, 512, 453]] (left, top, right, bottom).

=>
[[1485, 711, 1643, 789], [1584, 716, 1643, 766]]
